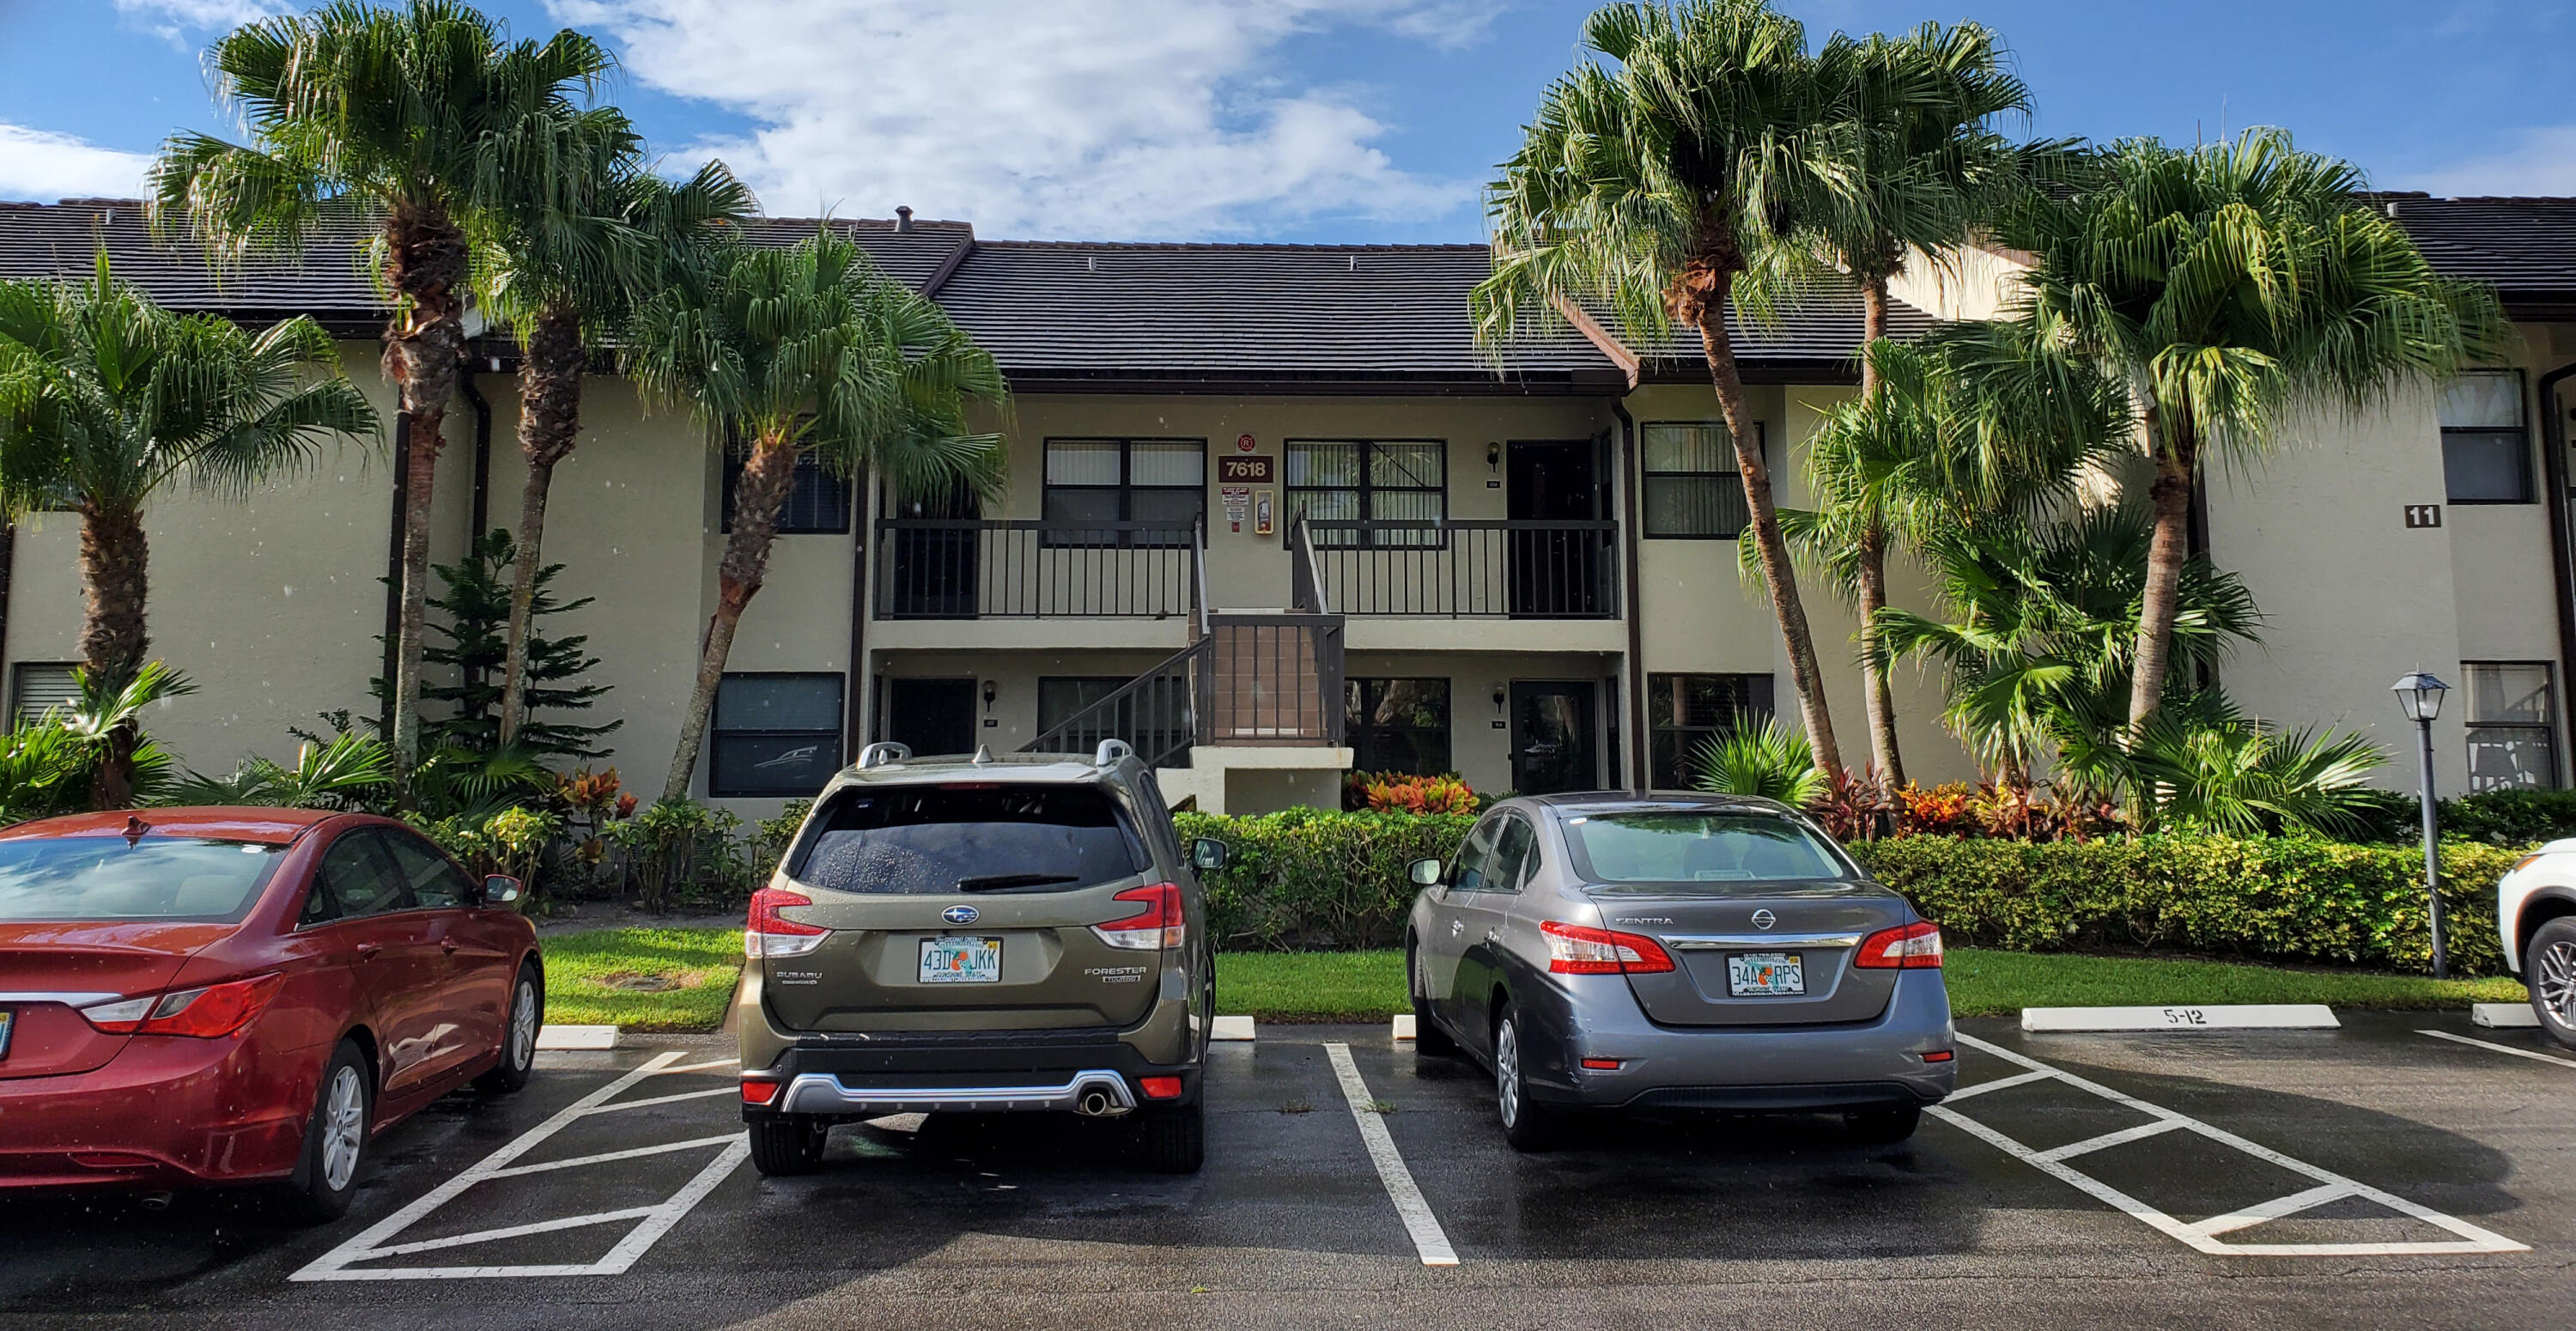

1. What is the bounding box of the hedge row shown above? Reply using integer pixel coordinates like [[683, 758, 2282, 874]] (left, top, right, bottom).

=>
[[1178, 808, 2526, 975]]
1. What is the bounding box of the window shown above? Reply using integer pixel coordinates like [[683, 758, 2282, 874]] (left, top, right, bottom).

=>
[[1481, 815, 1536, 893], [2465, 661, 2558, 790], [710, 673, 845, 798], [2440, 371, 2531, 504], [1285, 440, 1445, 548], [11, 662, 78, 726], [1649, 673, 1775, 790], [1345, 678, 1451, 775], [380, 830, 477, 909], [315, 831, 411, 922], [1037, 677, 1190, 760], [1447, 815, 1503, 890], [721, 447, 852, 534], [790, 784, 1146, 895], [1564, 811, 1854, 888], [0, 837, 287, 924], [1042, 438, 1206, 547], [1642, 422, 1758, 538]]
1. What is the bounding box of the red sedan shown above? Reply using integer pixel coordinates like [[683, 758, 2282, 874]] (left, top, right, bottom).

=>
[[0, 807, 542, 1219]]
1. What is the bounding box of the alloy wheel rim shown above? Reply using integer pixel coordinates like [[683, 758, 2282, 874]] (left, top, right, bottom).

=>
[[321, 1066, 365, 1191], [510, 980, 538, 1067], [2540, 940, 2576, 1025], [1496, 1020, 1520, 1127]]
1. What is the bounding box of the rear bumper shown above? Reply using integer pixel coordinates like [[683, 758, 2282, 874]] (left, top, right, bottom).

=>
[[1527, 968, 1957, 1111], [0, 1033, 314, 1189], [743, 1030, 1198, 1120]]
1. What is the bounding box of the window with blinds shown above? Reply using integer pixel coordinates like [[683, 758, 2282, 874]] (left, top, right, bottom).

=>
[[1042, 438, 1206, 548], [11, 663, 79, 725], [1642, 422, 1757, 538], [1284, 440, 1446, 548]]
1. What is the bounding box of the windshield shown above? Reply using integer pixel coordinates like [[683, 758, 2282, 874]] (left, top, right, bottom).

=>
[[0, 836, 289, 923], [790, 784, 1148, 895], [1559, 811, 1854, 891]]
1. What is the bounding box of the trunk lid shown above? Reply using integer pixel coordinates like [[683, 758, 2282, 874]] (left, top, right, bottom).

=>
[[0, 922, 228, 1078], [1588, 882, 1915, 1027]]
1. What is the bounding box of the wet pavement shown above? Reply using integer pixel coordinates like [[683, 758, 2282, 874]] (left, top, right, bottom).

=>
[[3, 1012, 2574, 1328]]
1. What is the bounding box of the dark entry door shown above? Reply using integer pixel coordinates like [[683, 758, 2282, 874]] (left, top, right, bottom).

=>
[[887, 480, 980, 616], [884, 678, 977, 757], [1507, 439, 1608, 617], [1510, 680, 1598, 795]]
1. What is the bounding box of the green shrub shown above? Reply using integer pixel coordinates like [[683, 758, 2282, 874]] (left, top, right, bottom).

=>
[[2439, 788, 2576, 847], [1851, 836, 2523, 976], [1176, 807, 1473, 950]]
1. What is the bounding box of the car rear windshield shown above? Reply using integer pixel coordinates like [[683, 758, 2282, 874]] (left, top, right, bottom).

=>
[[791, 783, 1148, 895], [0, 836, 289, 923], [1559, 811, 1854, 890]]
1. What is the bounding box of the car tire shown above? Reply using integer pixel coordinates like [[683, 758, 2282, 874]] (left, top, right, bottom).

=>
[[2526, 917, 2576, 1050], [277, 1039, 371, 1224], [1409, 944, 1458, 1060], [1492, 1002, 1560, 1153], [747, 1115, 830, 1176], [475, 962, 542, 1093], [1137, 1100, 1206, 1175], [1846, 1104, 1922, 1145]]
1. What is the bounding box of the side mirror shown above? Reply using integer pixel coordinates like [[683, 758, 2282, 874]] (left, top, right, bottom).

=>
[[482, 874, 524, 907], [1408, 857, 1444, 888], [1190, 837, 1230, 871]]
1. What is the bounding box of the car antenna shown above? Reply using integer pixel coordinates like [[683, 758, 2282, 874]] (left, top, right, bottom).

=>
[[972, 744, 994, 765], [123, 814, 149, 847]]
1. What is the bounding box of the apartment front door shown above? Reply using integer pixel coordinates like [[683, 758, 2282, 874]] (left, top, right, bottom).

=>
[[884, 678, 978, 757], [1506, 439, 1608, 617], [1510, 680, 1598, 795]]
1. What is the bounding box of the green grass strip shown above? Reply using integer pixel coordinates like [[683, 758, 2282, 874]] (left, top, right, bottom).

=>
[[538, 927, 744, 1032]]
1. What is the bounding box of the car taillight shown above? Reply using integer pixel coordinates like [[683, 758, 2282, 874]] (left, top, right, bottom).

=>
[[1139, 1075, 1184, 1100], [1854, 921, 1943, 969], [740, 1079, 781, 1105], [746, 886, 829, 958], [1093, 883, 1185, 951], [2512, 853, 2545, 875], [1540, 921, 1675, 975], [79, 974, 284, 1037]]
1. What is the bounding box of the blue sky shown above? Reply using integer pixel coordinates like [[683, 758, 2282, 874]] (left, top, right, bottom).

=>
[[2, 0, 2568, 242]]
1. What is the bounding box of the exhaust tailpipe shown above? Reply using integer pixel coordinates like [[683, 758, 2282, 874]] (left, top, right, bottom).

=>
[[1072, 1084, 1127, 1117]]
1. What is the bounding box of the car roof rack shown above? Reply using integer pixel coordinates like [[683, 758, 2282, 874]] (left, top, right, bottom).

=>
[[1093, 738, 1135, 768], [858, 741, 911, 769]]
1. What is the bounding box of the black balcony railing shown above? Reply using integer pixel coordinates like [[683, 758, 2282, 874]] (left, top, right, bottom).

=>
[[875, 520, 1196, 618], [1302, 519, 1620, 618]]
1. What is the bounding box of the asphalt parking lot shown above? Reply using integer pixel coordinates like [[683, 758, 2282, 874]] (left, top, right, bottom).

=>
[[5, 1012, 2575, 1329]]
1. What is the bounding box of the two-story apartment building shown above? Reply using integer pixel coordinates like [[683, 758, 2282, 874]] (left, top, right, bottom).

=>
[[0, 196, 2569, 817]]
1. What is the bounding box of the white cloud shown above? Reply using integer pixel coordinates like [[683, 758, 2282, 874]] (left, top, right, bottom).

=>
[[0, 124, 155, 204], [2403, 125, 2576, 198], [548, 0, 1481, 239], [112, 0, 286, 41]]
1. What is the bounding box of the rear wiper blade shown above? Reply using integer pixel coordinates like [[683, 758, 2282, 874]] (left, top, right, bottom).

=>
[[956, 873, 1080, 892]]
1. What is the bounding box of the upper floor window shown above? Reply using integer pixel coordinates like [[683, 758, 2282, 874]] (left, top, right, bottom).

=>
[[1042, 439, 1206, 548], [2465, 661, 2558, 791], [2440, 371, 2531, 505], [1643, 422, 1757, 538], [722, 446, 852, 534], [1285, 440, 1445, 548]]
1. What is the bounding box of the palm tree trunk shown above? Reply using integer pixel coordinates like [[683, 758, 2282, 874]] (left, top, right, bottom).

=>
[[78, 502, 149, 809], [664, 435, 802, 803], [2127, 406, 2197, 733], [498, 309, 586, 749], [1855, 279, 1903, 786], [1690, 300, 1843, 778], [380, 210, 469, 804]]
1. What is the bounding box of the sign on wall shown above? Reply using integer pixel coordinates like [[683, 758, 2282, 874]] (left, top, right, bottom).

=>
[[1218, 454, 1275, 485], [2403, 503, 2443, 529], [1221, 485, 1250, 532]]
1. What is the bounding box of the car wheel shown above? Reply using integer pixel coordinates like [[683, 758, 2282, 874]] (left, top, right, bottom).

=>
[[2527, 917, 2576, 1050], [277, 1039, 371, 1223], [1408, 943, 1457, 1059], [1846, 1104, 1922, 1145], [475, 963, 542, 1093], [747, 1115, 830, 1176], [1136, 1100, 1206, 1175], [1492, 1003, 1559, 1152]]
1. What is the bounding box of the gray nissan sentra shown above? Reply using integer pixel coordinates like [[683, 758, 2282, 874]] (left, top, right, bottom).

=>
[[1405, 792, 1955, 1151]]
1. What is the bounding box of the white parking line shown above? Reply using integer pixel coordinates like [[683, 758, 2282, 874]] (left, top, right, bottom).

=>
[[1930, 1032, 2526, 1257], [2418, 1028, 2576, 1069], [1322, 1042, 1458, 1267], [292, 1050, 750, 1281]]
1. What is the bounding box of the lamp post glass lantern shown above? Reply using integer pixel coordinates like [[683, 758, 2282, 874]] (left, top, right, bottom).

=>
[[2392, 672, 2452, 979]]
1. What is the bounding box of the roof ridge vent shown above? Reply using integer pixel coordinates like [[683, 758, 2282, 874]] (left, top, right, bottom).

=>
[[895, 205, 914, 233]]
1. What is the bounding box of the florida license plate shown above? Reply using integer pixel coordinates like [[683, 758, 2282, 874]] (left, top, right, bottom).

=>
[[920, 936, 1002, 984], [1728, 951, 1806, 997]]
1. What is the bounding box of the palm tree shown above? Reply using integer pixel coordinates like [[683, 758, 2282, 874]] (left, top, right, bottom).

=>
[[1994, 130, 2503, 734], [1797, 20, 2038, 782], [149, 0, 619, 800], [0, 260, 376, 805], [482, 142, 756, 748], [1473, 0, 1856, 775], [623, 229, 1007, 802]]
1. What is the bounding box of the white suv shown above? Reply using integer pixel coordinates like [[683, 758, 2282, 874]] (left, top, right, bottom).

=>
[[2498, 839, 2576, 1048]]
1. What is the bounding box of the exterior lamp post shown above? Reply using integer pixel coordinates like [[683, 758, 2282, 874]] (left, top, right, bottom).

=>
[[2392, 672, 2452, 979]]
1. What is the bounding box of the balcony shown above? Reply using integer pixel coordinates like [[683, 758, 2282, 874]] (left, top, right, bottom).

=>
[[875, 520, 1195, 619], [1304, 519, 1619, 618]]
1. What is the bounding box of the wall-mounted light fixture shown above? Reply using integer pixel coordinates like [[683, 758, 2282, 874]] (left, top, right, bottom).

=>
[[1492, 686, 1508, 716], [981, 680, 998, 711], [1485, 442, 1501, 473]]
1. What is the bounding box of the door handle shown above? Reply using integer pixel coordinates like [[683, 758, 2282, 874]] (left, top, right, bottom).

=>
[[355, 942, 381, 961], [441, 939, 459, 955]]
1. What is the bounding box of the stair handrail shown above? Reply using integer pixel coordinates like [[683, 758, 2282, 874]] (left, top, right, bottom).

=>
[[1016, 637, 1209, 769], [1288, 514, 1331, 616]]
